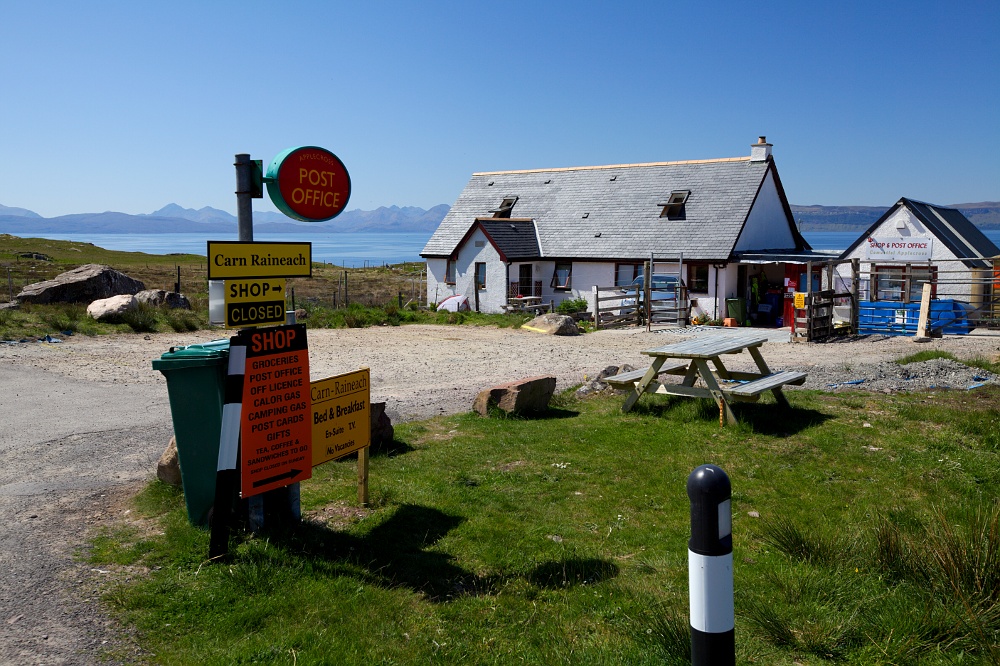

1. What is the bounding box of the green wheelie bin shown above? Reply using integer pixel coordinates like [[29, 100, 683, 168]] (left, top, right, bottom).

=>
[[152, 339, 230, 526]]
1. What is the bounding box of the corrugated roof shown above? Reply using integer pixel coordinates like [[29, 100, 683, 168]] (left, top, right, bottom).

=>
[[422, 156, 795, 261]]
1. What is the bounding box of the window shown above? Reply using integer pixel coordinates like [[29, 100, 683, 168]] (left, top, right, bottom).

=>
[[445, 259, 456, 285], [615, 263, 642, 287], [491, 196, 518, 218], [873, 265, 936, 302], [658, 190, 690, 218], [688, 264, 709, 292], [551, 262, 572, 290], [475, 262, 486, 289]]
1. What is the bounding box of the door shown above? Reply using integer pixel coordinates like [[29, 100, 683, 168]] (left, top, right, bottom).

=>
[[518, 264, 533, 296]]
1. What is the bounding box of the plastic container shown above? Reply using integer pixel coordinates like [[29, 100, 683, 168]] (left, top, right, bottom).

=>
[[725, 298, 746, 325], [151, 339, 230, 525]]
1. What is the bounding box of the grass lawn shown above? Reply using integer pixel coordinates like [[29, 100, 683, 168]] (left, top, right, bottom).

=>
[[90, 386, 1000, 665]]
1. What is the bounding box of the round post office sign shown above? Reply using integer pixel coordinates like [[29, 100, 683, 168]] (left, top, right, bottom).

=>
[[266, 146, 351, 222]]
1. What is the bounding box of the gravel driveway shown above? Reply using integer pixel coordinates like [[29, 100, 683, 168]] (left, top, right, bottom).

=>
[[2, 324, 999, 663]]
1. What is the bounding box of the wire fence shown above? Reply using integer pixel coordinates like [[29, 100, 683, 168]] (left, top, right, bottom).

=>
[[3, 259, 428, 311]]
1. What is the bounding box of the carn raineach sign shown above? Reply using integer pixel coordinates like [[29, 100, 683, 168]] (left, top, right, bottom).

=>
[[238, 324, 312, 497], [266, 146, 351, 222]]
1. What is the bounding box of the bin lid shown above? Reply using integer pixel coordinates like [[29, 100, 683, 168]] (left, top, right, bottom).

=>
[[152, 339, 230, 370]]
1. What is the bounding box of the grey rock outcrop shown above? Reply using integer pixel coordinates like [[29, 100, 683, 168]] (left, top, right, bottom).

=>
[[522, 313, 580, 336], [135, 289, 191, 309], [575, 364, 636, 398], [157, 436, 182, 486], [473, 375, 557, 416], [87, 294, 137, 320], [369, 401, 394, 451], [16, 264, 145, 304]]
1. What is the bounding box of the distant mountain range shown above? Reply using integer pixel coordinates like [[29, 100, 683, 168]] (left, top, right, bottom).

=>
[[0, 203, 451, 235], [1, 201, 998, 236], [791, 202, 1000, 231]]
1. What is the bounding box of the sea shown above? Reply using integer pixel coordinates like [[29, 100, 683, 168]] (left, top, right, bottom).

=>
[[27, 231, 433, 268], [23, 230, 1000, 263]]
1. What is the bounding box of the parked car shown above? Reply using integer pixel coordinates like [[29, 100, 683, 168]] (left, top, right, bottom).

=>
[[620, 275, 682, 312]]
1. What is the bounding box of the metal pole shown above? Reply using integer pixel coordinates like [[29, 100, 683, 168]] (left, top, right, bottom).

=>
[[687, 464, 735, 666], [235, 154, 254, 242]]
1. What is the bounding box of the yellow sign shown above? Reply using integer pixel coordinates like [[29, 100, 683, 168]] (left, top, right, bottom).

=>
[[224, 278, 287, 328], [311, 368, 371, 466], [794, 292, 805, 309], [207, 241, 312, 279]]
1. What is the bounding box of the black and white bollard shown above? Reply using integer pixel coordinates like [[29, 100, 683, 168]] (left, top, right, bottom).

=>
[[687, 464, 734, 665]]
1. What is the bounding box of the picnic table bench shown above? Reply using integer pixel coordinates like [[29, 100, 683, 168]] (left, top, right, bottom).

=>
[[617, 332, 807, 425]]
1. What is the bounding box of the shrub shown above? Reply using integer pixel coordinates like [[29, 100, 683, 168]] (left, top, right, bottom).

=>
[[556, 297, 589, 315], [114, 303, 160, 333], [164, 308, 203, 332]]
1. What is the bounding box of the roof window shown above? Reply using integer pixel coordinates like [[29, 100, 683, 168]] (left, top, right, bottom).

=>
[[658, 190, 690, 219], [491, 196, 518, 218]]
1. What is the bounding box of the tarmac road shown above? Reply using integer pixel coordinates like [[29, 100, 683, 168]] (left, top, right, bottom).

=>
[[0, 363, 171, 664]]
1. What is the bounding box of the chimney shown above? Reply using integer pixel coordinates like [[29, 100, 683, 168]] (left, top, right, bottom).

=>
[[750, 136, 772, 162]]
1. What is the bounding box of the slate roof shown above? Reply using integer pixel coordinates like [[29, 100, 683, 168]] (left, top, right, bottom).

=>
[[474, 219, 540, 260], [422, 156, 805, 261], [841, 198, 1000, 268]]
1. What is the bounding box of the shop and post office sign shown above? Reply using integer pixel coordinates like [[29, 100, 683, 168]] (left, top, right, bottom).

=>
[[207, 241, 312, 280], [863, 236, 933, 262], [310, 368, 371, 466], [266, 146, 351, 222]]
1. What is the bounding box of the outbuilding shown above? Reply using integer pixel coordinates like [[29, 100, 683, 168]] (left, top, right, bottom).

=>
[[837, 197, 1000, 333]]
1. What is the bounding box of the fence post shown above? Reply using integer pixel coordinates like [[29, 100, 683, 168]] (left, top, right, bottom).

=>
[[687, 464, 734, 666], [592, 285, 600, 328]]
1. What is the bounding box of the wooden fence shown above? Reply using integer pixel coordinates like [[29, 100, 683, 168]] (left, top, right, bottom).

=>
[[592, 284, 640, 329]]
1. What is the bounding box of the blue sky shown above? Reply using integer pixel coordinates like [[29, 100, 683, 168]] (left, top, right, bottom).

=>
[[2, 1, 997, 218]]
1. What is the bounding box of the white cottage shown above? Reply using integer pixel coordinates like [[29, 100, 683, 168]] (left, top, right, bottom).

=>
[[421, 138, 815, 320]]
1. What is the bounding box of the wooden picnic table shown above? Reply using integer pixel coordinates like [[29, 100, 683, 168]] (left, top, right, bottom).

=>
[[504, 296, 549, 314], [606, 332, 806, 425]]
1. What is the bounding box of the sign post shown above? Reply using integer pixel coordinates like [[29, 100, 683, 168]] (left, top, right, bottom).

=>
[[209, 147, 349, 559]]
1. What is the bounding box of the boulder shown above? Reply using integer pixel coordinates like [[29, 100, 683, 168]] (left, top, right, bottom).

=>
[[16, 264, 145, 304], [369, 401, 394, 451], [522, 313, 579, 336], [575, 364, 636, 398], [87, 294, 137, 320], [135, 289, 191, 309], [157, 436, 182, 486], [18, 252, 52, 261], [473, 375, 556, 416], [294, 308, 308, 321]]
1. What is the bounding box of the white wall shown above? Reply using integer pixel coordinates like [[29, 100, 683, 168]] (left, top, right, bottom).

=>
[[734, 170, 795, 251], [425, 257, 453, 306]]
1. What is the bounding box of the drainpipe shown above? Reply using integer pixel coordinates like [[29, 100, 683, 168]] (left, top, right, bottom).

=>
[[712, 264, 726, 320]]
